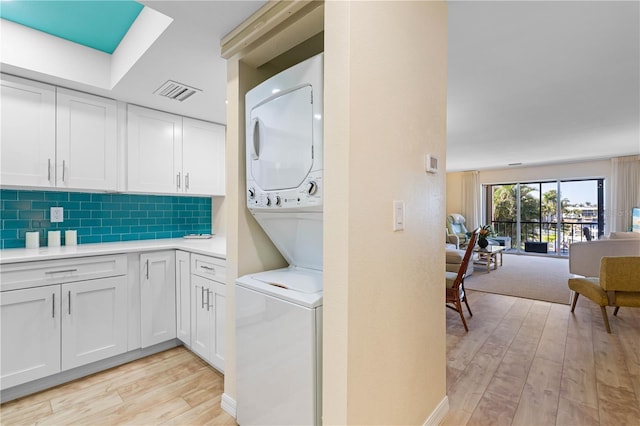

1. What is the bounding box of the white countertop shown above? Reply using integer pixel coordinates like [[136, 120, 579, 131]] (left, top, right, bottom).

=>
[[0, 237, 226, 264]]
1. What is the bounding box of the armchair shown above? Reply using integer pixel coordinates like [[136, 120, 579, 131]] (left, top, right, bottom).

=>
[[446, 228, 459, 249], [569, 256, 640, 333], [447, 213, 469, 246]]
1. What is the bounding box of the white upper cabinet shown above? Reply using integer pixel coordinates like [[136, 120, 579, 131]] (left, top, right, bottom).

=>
[[0, 75, 117, 191], [1, 75, 56, 187], [127, 105, 183, 194], [128, 105, 225, 196], [182, 118, 225, 196], [56, 88, 117, 191], [2, 75, 225, 195]]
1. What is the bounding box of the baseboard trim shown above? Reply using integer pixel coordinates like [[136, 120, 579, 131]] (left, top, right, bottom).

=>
[[0, 340, 179, 404], [424, 395, 449, 426], [221, 393, 237, 418]]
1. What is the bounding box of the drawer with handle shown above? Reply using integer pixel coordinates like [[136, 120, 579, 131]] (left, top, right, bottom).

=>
[[190, 254, 225, 282], [0, 255, 127, 291]]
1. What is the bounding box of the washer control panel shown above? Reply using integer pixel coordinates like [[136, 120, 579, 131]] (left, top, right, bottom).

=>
[[247, 171, 322, 211]]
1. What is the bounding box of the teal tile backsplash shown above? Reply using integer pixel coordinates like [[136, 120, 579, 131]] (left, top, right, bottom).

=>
[[0, 190, 212, 249]]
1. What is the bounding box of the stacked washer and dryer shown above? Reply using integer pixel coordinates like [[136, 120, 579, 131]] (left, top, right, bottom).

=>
[[235, 53, 324, 426]]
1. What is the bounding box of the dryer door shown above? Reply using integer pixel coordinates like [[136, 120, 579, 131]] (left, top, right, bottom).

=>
[[249, 85, 314, 191]]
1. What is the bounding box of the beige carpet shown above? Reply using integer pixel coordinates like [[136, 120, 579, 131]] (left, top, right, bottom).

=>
[[464, 253, 572, 305]]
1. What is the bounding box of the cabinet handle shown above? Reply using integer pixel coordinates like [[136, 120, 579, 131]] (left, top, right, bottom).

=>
[[185, 173, 190, 190], [201, 286, 206, 309], [52, 293, 55, 318], [45, 269, 77, 274], [201, 265, 215, 272], [145, 259, 150, 280], [68, 290, 71, 315], [207, 289, 213, 311], [62, 160, 66, 182], [176, 172, 181, 190], [47, 158, 52, 182]]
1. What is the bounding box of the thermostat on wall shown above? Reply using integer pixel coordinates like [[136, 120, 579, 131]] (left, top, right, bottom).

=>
[[425, 154, 438, 173]]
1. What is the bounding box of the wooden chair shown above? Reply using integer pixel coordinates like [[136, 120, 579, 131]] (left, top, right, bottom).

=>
[[446, 229, 479, 331]]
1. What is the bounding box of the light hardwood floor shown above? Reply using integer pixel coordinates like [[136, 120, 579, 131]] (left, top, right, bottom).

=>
[[3, 292, 639, 425], [0, 347, 236, 425], [444, 290, 640, 426]]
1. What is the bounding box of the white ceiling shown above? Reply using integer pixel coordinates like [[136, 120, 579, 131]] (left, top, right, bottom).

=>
[[4, 1, 637, 171], [447, 1, 640, 171], [111, 0, 266, 125]]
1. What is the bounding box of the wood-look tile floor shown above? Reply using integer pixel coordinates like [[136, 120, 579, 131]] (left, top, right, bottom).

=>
[[0, 347, 236, 426], [3, 292, 640, 426], [443, 290, 640, 426]]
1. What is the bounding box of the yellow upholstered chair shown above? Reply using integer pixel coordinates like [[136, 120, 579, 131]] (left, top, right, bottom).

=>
[[569, 256, 640, 333], [446, 229, 479, 331]]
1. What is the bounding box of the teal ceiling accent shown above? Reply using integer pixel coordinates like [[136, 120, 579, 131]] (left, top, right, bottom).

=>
[[0, 1, 144, 54]]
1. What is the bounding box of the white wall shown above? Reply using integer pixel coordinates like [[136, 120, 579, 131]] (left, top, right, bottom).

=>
[[324, 2, 448, 424]]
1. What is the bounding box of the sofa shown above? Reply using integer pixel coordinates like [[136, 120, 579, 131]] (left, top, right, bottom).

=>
[[569, 235, 640, 278], [446, 247, 474, 276]]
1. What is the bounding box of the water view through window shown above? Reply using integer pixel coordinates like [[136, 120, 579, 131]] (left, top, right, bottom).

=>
[[485, 179, 604, 255]]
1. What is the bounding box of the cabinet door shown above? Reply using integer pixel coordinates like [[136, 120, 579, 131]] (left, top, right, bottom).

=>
[[175, 250, 191, 345], [0, 75, 56, 187], [56, 88, 117, 191], [209, 281, 226, 372], [61, 276, 127, 370], [190, 275, 225, 371], [1, 286, 61, 389], [190, 274, 211, 361], [182, 118, 226, 195], [127, 105, 183, 194], [140, 251, 176, 347]]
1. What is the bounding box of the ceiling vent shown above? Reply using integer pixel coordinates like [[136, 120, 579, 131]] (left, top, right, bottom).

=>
[[154, 80, 201, 102]]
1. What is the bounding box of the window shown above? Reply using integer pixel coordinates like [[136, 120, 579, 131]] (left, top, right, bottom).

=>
[[485, 179, 604, 255]]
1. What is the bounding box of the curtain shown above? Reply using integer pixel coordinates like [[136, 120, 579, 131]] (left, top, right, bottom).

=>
[[461, 170, 481, 230], [610, 155, 640, 232]]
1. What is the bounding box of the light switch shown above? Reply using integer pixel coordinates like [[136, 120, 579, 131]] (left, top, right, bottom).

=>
[[393, 200, 405, 231], [51, 207, 64, 223]]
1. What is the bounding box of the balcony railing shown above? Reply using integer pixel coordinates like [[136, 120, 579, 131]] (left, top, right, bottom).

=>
[[490, 220, 599, 254]]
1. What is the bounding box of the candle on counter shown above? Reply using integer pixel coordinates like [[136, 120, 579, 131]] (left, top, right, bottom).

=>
[[26, 231, 40, 249], [48, 230, 61, 247], [65, 230, 77, 246]]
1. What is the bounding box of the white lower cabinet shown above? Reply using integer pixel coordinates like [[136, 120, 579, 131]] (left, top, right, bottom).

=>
[[61, 276, 127, 370], [0, 249, 226, 396], [140, 251, 176, 348], [175, 250, 191, 345], [1, 286, 61, 389], [0, 257, 128, 390], [190, 254, 226, 372]]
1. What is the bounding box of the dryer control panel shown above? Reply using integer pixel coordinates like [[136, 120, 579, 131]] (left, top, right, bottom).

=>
[[247, 171, 322, 211]]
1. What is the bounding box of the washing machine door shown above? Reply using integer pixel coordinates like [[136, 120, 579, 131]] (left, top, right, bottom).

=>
[[249, 85, 314, 191]]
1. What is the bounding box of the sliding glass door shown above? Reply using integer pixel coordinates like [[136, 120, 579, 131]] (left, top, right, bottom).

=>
[[486, 178, 604, 255]]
